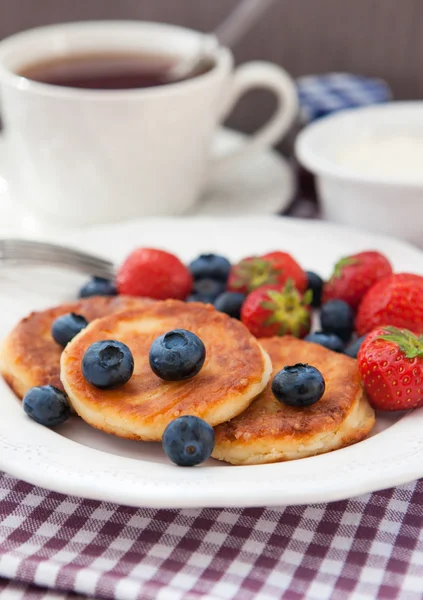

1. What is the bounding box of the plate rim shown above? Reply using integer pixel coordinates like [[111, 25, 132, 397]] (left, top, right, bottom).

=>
[[1, 215, 423, 508]]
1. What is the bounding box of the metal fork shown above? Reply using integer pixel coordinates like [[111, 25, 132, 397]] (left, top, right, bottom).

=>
[[0, 239, 116, 279]]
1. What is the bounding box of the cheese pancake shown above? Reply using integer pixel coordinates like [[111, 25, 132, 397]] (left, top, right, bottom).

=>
[[213, 336, 375, 465], [0, 295, 153, 398], [61, 301, 272, 441]]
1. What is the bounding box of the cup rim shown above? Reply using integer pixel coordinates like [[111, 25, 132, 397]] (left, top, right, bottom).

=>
[[0, 20, 232, 100]]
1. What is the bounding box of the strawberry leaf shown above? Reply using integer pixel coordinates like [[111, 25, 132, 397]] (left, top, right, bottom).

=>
[[264, 314, 281, 326], [331, 256, 359, 280], [284, 278, 295, 293], [260, 301, 277, 311], [278, 322, 288, 336], [378, 326, 423, 359], [303, 289, 313, 306], [267, 290, 284, 303], [258, 280, 310, 338], [233, 257, 283, 292]]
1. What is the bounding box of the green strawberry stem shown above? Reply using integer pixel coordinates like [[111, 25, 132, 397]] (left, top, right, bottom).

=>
[[331, 256, 359, 280], [261, 279, 310, 337], [378, 326, 423, 359], [303, 289, 313, 305], [233, 257, 282, 292]]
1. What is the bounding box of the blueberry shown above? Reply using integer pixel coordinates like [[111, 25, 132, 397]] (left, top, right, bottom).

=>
[[189, 254, 231, 282], [320, 299, 354, 343], [214, 292, 246, 320], [306, 271, 324, 308], [162, 415, 215, 466], [149, 329, 206, 381], [304, 331, 344, 353], [192, 278, 226, 302], [344, 335, 367, 358], [52, 313, 88, 347], [272, 363, 325, 407], [82, 340, 134, 389], [79, 277, 116, 298], [23, 385, 71, 427]]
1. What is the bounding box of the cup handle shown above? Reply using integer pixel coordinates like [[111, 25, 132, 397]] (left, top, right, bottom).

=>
[[213, 61, 298, 168]]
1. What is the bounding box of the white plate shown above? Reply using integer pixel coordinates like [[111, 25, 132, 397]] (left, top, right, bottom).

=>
[[1, 216, 423, 509], [0, 129, 294, 237]]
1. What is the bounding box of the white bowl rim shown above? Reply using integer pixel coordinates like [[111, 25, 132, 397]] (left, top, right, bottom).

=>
[[295, 101, 423, 189]]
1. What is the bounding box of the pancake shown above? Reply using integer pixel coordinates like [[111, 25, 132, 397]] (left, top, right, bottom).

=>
[[0, 295, 154, 399], [61, 300, 272, 441], [213, 336, 375, 465]]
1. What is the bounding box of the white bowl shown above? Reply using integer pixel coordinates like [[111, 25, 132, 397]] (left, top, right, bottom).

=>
[[295, 102, 423, 247]]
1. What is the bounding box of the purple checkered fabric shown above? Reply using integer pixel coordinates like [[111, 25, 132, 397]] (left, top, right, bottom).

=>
[[1, 473, 423, 599]]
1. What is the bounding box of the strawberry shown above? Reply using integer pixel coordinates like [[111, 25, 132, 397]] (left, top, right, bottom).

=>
[[357, 326, 423, 411], [241, 282, 312, 338], [227, 251, 306, 295], [356, 273, 423, 336], [117, 248, 192, 300], [323, 251, 392, 310]]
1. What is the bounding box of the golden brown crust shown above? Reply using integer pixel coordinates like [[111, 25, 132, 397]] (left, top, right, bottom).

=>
[[212, 336, 375, 465], [216, 336, 360, 440], [0, 295, 154, 398], [61, 301, 272, 441]]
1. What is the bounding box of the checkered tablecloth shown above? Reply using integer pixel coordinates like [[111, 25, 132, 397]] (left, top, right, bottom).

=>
[[1, 471, 423, 600], [296, 73, 391, 123]]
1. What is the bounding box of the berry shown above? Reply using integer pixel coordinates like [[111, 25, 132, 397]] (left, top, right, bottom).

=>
[[189, 254, 231, 282], [23, 385, 71, 427], [271, 363, 325, 407], [79, 277, 116, 298], [117, 248, 192, 300], [241, 282, 312, 338], [52, 313, 88, 347], [344, 335, 367, 358], [306, 271, 324, 308], [149, 329, 206, 381], [304, 331, 344, 353], [82, 340, 134, 389], [162, 416, 215, 466], [323, 251, 392, 310], [356, 273, 423, 336], [192, 278, 226, 302], [320, 299, 354, 343], [357, 326, 423, 411], [214, 292, 246, 319], [228, 251, 307, 295]]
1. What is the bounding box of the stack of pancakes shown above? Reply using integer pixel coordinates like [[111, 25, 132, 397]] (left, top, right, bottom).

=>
[[0, 296, 375, 465]]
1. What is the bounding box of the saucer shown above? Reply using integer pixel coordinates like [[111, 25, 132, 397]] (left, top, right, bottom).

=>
[[0, 128, 295, 237]]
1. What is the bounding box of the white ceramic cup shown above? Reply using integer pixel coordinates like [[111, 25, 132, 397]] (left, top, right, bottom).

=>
[[0, 21, 298, 227]]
